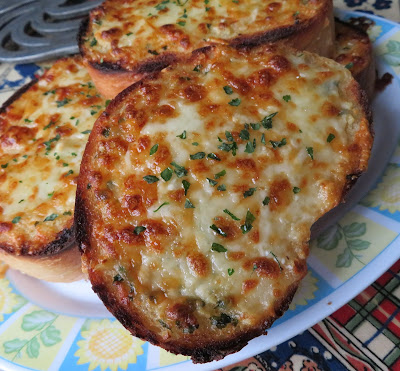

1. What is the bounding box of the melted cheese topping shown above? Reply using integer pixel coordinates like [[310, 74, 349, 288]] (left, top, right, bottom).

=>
[[0, 57, 106, 255], [79, 45, 372, 345], [82, 0, 329, 70]]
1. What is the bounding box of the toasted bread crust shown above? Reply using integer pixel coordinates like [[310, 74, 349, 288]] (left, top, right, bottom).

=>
[[76, 44, 372, 362], [79, 0, 334, 98], [334, 19, 376, 100]]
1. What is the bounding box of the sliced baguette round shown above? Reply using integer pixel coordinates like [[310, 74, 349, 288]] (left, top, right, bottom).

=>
[[76, 44, 373, 362], [334, 19, 376, 100], [0, 56, 107, 282], [79, 0, 334, 98]]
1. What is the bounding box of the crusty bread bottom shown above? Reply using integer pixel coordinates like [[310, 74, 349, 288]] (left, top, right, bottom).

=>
[[0, 245, 83, 282]]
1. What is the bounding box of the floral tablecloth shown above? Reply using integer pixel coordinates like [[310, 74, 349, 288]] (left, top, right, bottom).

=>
[[221, 1, 400, 370]]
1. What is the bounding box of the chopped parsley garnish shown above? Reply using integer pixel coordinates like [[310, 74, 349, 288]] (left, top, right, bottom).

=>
[[176, 21, 186, 26], [211, 243, 227, 252], [228, 98, 241, 106], [105, 99, 111, 107], [261, 133, 266, 144], [102, 128, 110, 137], [192, 142, 199, 146], [126, 32, 133, 36], [210, 313, 237, 328], [184, 199, 195, 208], [207, 153, 220, 161], [240, 210, 256, 234], [71, 152, 77, 156], [283, 95, 291, 102], [293, 10, 300, 17], [228, 268, 235, 276], [43, 89, 56, 96], [63, 211, 72, 216], [345, 62, 354, 69], [327, 133, 336, 142], [56, 98, 72, 108], [293, 187, 301, 194], [190, 152, 206, 160], [170, 162, 188, 178], [154, 202, 170, 212], [245, 140, 256, 153], [158, 319, 171, 329], [223, 209, 240, 221], [182, 179, 190, 195], [18, 199, 24, 203], [270, 138, 287, 148], [1, 163, 8, 169], [243, 187, 256, 198], [270, 251, 283, 271], [161, 167, 173, 181], [261, 112, 278, 129], [177, 130, 187, 139], [44, 213, 58, 222], [150, 143, 159, 155], [43, 120, 56, 130], [218, 141, 237, 156], [225, 131, 234, 142], [90, 110, 98, 116], [223, 86, 233, 95], [263, 196, 270, 205], [81, 130, 91, 134], [193, 64, 202, 72], [134, 226, 146, 235], [155, 0, 169, 11], [143, 175, 159, 184], [65, 170, 74, 177], [113, 274, 123, 282], [44, 134, 60, 151], [24, 118, 32, 123], [239, 129, 250, 141], [148, 49, 159, 55], [48, 192, 54, 197], [12, 216, 21, 224], [217, 184, 226, 191], [207, 178, 218, 186], [90, 38, 97, 46], [250, 123, 260, 130], [306, 146, 314, 160], [210, 224, 227, 237], [214, 169, 226, 179]]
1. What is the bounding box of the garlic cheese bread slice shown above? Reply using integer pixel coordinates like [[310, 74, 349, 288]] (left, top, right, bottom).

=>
[[0, 56, 107, 282], [76, 44, 372, 362], [79, 0, 334, 98]]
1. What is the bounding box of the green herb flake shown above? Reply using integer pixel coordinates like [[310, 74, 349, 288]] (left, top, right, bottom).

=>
[[43, 120, 56, 130], [134, 226, 146, 235], [210, 313, 237, 328], [177, 130, 187, 139], [250, 123, 260, 130], [170, 162, 188, 178], [150, 143, 159, 155], [217, 184, 226, 191], [223, 86, 233, 95], [225, 131, 234, 142], [261, 112, 278, 129], [211, 243, 227, 252], [190, 152, 206, 160], [43, 89, 56, 96], [62, 163, 69, 167], [243, 187, 256, 198], [214, 169, 226, 179], [228, 268, 235, 276], [327, 133, 336, 143], [43, 135, 61, 151], [293, 187, 301, 194], [223, 209, 240, 221], [207, 178, 218, 186], [293, 10, 300, 17], [44, 213, 58, 222], [12, 216, 21, 224], [306, 146, 314, 160], [105, 100, 111, 107], [263, 196, 270, 206], [154, 202, 170, 212], [176, 21, 186, 26], [24, 118, 32, 123], [245, 140, 256, 153], [193, 64, 202, 72], [240, 210, 256, 234], [148, 49, 159, 55], [65, 170, 74, 177], [345, 62, 354, 69], [239, 129, 250, 141], [102, 128, 110, 137], [192, 142, 199, 146], [126, 32, 133, 36], [160, 167, 173, 181], [270, 138, 287, 148], [210, 224, 227, 237], [283, 95, 291, 102], [182, 179, 190, 195], [90, 38, 97, 47], [56, 98, 72, 108], [113, 274, 123, 283], [18, 199, 24, 204], [261, 133, 266, 144], [155, 0, 169, 10], [228, 98, 241, 106], [81, 130, 91, 134], [184, 199, 195, 208], [207, 153, 220, 161], [63, 211, 72, 216], [1, 163, 8, 169], [270, 251, 283, 271], [143, 175, 160, 184], [71, 152, 77, 156]]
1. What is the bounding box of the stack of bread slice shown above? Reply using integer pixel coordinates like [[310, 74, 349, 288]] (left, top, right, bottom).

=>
[[0, 0, 376, 363]]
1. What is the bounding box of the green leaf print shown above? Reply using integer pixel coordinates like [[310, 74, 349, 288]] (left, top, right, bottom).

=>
[[3, 339, 27, 353], [317, 222, 370, 267], [22, 311, 56, 331], [40, 325, 61, 346], [382, 40, 400, 66], [26, 337, 40, 358], [317, 224, 342, 250]]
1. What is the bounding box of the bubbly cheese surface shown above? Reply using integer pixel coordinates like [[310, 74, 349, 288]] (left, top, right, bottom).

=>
[[82, 0, 329, 70], [79, 45, 372, 348], [0, 57, 106, 255]]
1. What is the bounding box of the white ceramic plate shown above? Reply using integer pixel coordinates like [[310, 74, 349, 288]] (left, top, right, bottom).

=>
[[0, 10, 399, 371]]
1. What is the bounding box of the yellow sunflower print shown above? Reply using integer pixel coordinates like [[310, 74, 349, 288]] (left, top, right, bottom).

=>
[[362, 164, 400, 213], [0, 276, 26, 322], [75, 319, 144, 371], [289, 271, 318, 310]]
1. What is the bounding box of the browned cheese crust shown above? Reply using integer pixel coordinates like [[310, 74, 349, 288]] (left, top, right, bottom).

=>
[[0, 56, 107, 282], [334, 19, 376, 100], [79, 0, 334, 98], [76, 44, 373, 362]]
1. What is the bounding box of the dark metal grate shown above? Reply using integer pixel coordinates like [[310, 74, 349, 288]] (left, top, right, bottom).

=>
[[0, 0, 102, 63]]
